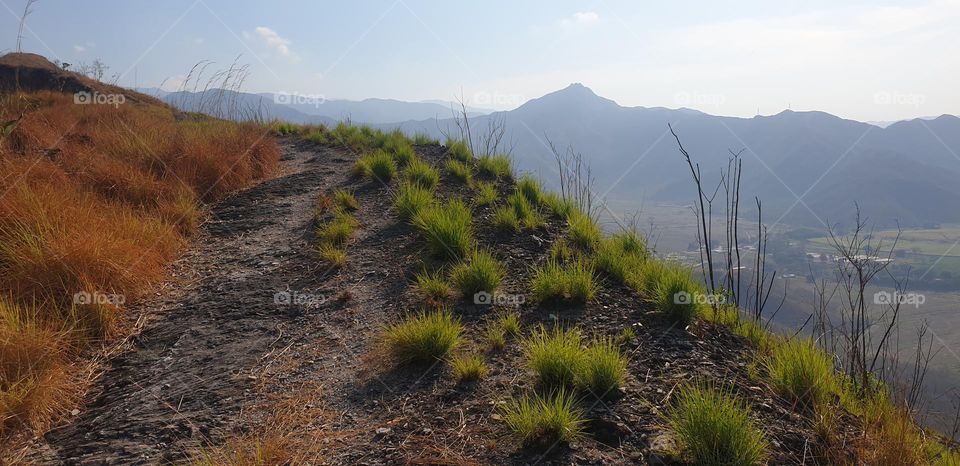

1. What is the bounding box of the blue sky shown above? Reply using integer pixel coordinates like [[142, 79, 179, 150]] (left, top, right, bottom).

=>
[[2, 0, 957, 121]]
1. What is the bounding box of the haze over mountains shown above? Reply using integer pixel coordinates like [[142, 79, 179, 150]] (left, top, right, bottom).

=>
[[162, 84, 960, 230]]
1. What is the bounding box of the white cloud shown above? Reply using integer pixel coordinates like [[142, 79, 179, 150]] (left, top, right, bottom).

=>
[[559, 11, 600, 28], [73, 45, 86, 53], [573, 11, 599, 24], [253, 26, 296, 59]]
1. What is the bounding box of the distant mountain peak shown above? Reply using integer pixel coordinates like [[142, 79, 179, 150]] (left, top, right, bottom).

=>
[[515, 82, 618, 114]]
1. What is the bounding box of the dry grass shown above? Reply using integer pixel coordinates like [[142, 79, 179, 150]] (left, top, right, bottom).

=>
[[0, 91, 279, 445]]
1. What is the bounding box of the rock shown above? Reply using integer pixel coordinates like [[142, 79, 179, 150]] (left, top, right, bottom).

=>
[[375, 427, 391, 435], [71, 409, 81, 416], [648, 433, 677, 465]]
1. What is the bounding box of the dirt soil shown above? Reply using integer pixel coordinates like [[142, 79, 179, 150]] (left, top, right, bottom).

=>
[[26, 137, 846, 465]]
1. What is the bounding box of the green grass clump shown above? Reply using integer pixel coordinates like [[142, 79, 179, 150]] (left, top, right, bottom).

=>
[[380, 130, 416, 165], [530, 260, 597, 303], [450, 354, 487, 382], [274, 121, 301, 135], [766, 338, 836, 410], [524, 325, 584, 387], [549, 238, 577, 264], [332, 122, 375, 151], [593, 232, 647, 284], [412, 199, 474, 260], [497, 312, 521, 336], [333, 189, 358, 212], [486, 324, 507, 350], [446, 138, 472, 161], [567, 212, 601, 250], [541, 192, 577, 219], [516, 175, 543, 204], [415, 270, 452, 306], [578, 337, 628, 398], [404, 158, 439, 189], [393, 181, 434, 221], [356, 150, 397, 182], [304, 127, 332, 145], [669, 383, 768, 466], [474, 181, 498, 206], [384, 310, 462, 364], [316, 211, 358, 246], [412, 133, 439, 145], [492, 206, 520, 232], [449, 249, 505, 297], [651, 264, 704, 325], [507, 192, 543, 229], [477, 154, 513, 179], [445, 159, 473, 184], [318, 245, 347, 268], [500, 389, 585, 447]]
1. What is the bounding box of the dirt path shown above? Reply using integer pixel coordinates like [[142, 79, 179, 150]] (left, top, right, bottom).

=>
[[30, 139, 352, 465]]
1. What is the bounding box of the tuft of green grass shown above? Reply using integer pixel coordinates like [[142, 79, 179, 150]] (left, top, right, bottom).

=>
[[392, 144, 417, 166], [516, 175, 543, 204], [304, 127, 332, 145], [530, 260, 597, 303], [412, 199, 474, 260], [477, 154, 513, 179], [449, 249, 505, 298], [446, 138, 472, 161], [593, 232, 647, 284], [357, 150, 397, 182], [450, 354, 487, 383], [486, 324, 507, 351], [412, 133, 439, 145], [524, 325, 584, 387], [414, 270, 452, 306], [383, 310, 462, 364], [499, 389, 585, 447], [393, 181, 434, 221], [474, 181, 498, 206], [274, 122, 301, 135], [404, 158, 439, 190], [766, 338, 836, 410], [541, 192, 577, 219], [651, 264, 704, 325], [567, 212, 601, 250], [507, 192, 543, 229], [318, 245, 347, 268], [492, 206, 520, 232], [316, 211, 358, 246], [333, 189, 358, 212], [669, 382, 768, 466], [577, 337, 628, 398], [497, 312, 521, 336], [445, 159, 473, 184], [549, 238, 577, 264]]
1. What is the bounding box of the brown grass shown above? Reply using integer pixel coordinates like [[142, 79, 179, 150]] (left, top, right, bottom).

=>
[[0, 90, 279, 447]]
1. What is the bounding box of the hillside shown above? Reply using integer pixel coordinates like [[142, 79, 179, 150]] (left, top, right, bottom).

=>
[[393, 84, 960, 229], [0, 53, 280, 460], [3, 55, 958, 465]]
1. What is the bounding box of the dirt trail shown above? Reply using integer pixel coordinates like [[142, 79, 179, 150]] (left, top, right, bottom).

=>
[[30, 140, 351, 464]]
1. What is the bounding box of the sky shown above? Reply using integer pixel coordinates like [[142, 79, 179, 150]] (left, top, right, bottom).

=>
[[2, 0, 958, 122]]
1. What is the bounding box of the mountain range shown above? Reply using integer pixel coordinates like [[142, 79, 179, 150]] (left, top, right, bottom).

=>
[[157, 84, 960, 229]]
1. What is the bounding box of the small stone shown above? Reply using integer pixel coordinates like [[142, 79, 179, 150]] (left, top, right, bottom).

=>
[[376, 427, 391, 435], [71, 409, 81, 416], [490, 414, 502, 421]]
